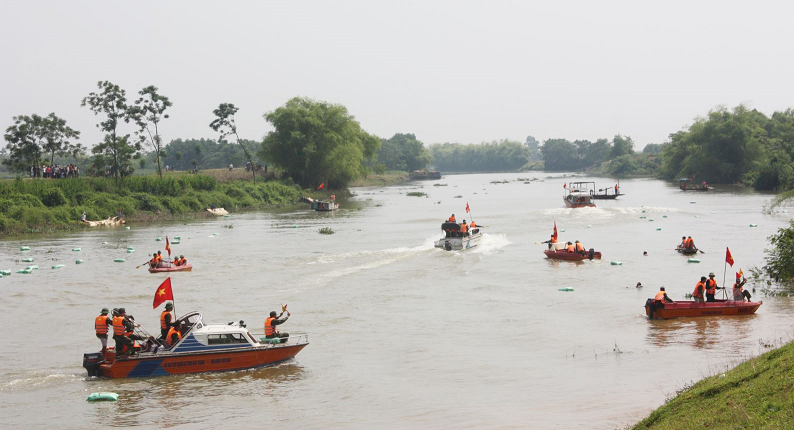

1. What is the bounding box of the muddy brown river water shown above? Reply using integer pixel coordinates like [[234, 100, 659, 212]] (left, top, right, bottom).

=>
[[1, 173, 793, 429]]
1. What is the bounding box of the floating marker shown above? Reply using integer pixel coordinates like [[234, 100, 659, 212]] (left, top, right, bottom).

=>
[[610, 261, 623, 266], [656, 228, 662, 231], [213, 232, 219, 236], [113, 258, 125, 263], [750, 224, 758, 227], [0, 270, 11, 276], [127, 249, 134, 253], [558, 287, 574, 292], [663, 215, 668, 218], [17, 268, 32, 274], [560, 228, 566, 232], [688, 258, 700, 263], [649, 218, 654, 221], [174, 235, 181, 240], [75, 259, 84, 264], [641, 210, 646, 213], [171, 240, 180, 245], [86, 392, 118, 402], [20, 246, 30, 251], [52, 264, 65, 269], [72, 248, 81, 252], [690, 201, 696, 204], [694, 215, 701, 218], [224, 214, 231, 218], [127, 247, 134, 251], [155, 237, 162, 241], [102, 241, 108, 245], [21, 258, 33, 263], [0, 273, 3, 278], [125, 226, 130, 230], [640, 216, 646, 219], [26, 265, 39, 270]]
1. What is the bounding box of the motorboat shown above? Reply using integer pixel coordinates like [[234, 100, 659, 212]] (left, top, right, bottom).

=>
[[544, 248, 601, 261], [675, 246, 699, 255], [434, 222, 483, 251], [83, 311, 308, 378], [563, 182, 597, 208], [409, 169, 442, 180], [301, 197, 338, 211], [644, 299, 762, 319], [590, 183, 623, 200], [149, 263, 193, 273]]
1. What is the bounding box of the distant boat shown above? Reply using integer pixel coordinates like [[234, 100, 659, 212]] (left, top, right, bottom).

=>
[[644, 299, 762, 319], [543, 248, 601, 261], [679, 178, 713, 191], [590, 182, 623, 200], [149, 263, 193, 273], [563, 182, 597, 208], [409, 169, 442, 180], [675, 246, 699, 255], [300, 197, 339, 211]]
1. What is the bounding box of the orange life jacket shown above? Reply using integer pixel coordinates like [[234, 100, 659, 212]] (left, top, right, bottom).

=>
[[95, 315, 109, 335], [566, 244, 575, 252], [173, 258, 180, 266], [470, 221, 476, 229], [693, 282, 705, 298], [113, 316, 126, 336], [179, 257, 187, 265], [166, 327, 182, 346], [265, 317, 277, 336], [156, 254, 162, 262], [161, 310, 174, 330], [575, 243, 585, 252], [706, 279, 717, 294], [551, 237, 557, 243], [448, 216, 456, 222], [733, 282, 743, 295], [654, 291, 666, 303], [460, 223, 468, 233], [686, 238, 694, 248]]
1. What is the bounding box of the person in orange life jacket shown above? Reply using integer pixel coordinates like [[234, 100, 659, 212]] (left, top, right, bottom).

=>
[[566, 241, 575, 253], [448, 214, 456, 223], [542, 234, 557, 250], [653, 287, 674, 308], [179, 255, 186, 266], [149, 253, 159, 269], [679, 236, 688, 248], [113, 308, 137, 356], [159, 302, 177, 340], [686, 236, 695, 249], [95, 307, 112, 353], [172, 256, 180, 266], [692, 277, 707, 303], [156, 251, 163, 264], [574, 240, 585, 254], [265, 309, 291, 342], [166, 324, 182, 347], [733, 275, 751, 302], [330, 193, 336, 201], [469, 220, 477, 233], [705, 272, 723, 302], [460, 220, 469, 236]]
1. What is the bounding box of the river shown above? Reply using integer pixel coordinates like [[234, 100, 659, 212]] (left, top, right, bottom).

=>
[[1, 173, 793, 429]]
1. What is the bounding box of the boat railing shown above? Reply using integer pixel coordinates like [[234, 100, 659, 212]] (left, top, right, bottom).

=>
[[247, 332, 310, 346]]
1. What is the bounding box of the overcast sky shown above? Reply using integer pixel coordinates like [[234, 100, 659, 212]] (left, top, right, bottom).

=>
[[1, 1, 793, 151]]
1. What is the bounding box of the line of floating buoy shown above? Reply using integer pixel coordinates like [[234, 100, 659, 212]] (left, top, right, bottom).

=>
[[72, 248, 81, 252], [52, 264, 65, 269], [20, 246, 30, 251], [688, 258, 700, 263], [75, 259, 84, 264], [17, 268, 32, 274], [0, 270, 11, 276], [155, 237, 162, 241], [113, 258, 125, 263], [610, 261, 623, 266]]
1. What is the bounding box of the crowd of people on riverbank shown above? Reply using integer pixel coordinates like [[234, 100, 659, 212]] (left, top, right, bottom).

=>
[[29, 164, 80, 178]]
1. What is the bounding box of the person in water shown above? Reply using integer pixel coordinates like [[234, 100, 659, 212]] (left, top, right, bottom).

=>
[[636, 282, 643, 289], [265, 308, 291, 343]]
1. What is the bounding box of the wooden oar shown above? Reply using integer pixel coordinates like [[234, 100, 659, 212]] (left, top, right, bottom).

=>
[[698, 249, 705, 254], [135, 260, 151, 269]]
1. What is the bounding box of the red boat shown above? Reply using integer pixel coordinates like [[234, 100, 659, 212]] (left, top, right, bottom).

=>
[[544, 249, 601, 261], [83, 312, 309, 378], [644, 299, 762, 319], [149, 263, 193, 273]]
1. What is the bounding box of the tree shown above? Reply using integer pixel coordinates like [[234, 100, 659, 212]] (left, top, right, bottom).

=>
[[525, 135, 541, 161], [130, 85, 172, 179], [81, 81, 139, 181], [3, 113, 81, 175], [642, 143, 665, 155], [260, 96, 380, 188], [610, 135, 635, 159], [540, 138, 578, 171], [378, 133, 432, 172], [761, 220, 794, 289], [209, 103, 256, 183]]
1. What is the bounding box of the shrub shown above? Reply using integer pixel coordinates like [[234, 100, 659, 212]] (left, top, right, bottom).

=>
[[41, 188, 68, 207]]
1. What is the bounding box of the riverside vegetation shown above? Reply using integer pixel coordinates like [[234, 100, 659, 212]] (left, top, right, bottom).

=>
[[0, 174, 308, 234]]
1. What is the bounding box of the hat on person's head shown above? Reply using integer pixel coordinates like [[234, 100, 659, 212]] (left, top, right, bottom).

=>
[[660, 287, 665, 291], [709, 272, 715, 277], [119, 308, 126, 314], [269, 311, 277, 318], [701, 276, 707, 281], [165, 303, 173, 310], [101, 308, 109, 314]]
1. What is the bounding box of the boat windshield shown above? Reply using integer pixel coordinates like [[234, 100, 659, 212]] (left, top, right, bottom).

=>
[[175, 311, 204, 337]]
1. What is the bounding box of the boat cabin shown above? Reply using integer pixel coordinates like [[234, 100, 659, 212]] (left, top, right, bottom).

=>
[[564, 182, 597, 208], [168, 312, 260, 352]]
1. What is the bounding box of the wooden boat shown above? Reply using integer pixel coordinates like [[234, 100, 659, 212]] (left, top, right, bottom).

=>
[[85, 217, 125, 227], [148, 263, 193, 273], [644, 299, 762, 319], [679, 178, 713, 191], [435, 222, 483, 251], [83, 311, 309, 378], [563, 182, 597, 208], [675, 246, 699, 255], [409, 169, 441, 180], [544, 248, 601, 261], [311, 200, 338, 211]]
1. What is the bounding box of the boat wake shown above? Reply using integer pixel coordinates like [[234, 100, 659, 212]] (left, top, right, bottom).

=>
[[1, 371, 79, 392], [316, 239, 437, 279], [471, 233, 511, 254]]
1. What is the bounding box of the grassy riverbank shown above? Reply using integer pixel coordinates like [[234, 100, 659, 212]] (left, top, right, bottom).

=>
[[349, 170, 409, 187], [632, 339, 794, 429], [0, 175, 310, 234]]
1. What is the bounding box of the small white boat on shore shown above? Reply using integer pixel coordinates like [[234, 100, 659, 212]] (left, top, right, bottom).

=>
[[434, 222, 483, 251]]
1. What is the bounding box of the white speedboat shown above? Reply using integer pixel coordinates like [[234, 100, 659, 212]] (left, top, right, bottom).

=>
[[434, 222, 483, 251]]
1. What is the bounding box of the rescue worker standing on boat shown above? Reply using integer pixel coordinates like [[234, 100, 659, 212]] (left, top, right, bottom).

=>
[[265, 307, 291, 343], [159, 302, 176, 340], [705, 272, 723, 302], [95, 308, 112, 353], [693, 277, 707, 303], [733, 274, 751, 302], [448, 214, 456, 223], [542, 234, 557, 250], [460, 220, 469, 236], [113, 308, 136, 356]]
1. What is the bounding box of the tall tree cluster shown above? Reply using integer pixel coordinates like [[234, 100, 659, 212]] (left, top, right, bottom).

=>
[[159, 138, 261, 171], [376, 133, 432, 172], [2, 113, 81, 174], [429, 140, 529, 172], [540, 136, 632, 171]]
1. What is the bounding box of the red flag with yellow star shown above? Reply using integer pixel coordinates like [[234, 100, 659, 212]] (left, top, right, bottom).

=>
[[153, 277, 174, 309]]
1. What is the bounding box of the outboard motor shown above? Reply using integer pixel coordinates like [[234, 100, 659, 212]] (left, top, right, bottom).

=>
[[83, 352, 105, 377], [444, 240, 452, 251], [644, 298, 655, 319], [588, 248, 595, 260]]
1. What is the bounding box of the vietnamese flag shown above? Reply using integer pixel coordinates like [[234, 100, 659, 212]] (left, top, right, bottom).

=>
[[153, 277, 174, 309], [563, 183, 567, 188], [553, 221, 558, 241], [465, 202, 470, 213], [165, 236, 171, 257], [726, 247, 734, 267], [317, 183, 325, 190]]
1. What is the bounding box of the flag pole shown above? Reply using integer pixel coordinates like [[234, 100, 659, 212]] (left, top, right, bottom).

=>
[[722, 257, 728, 300]]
